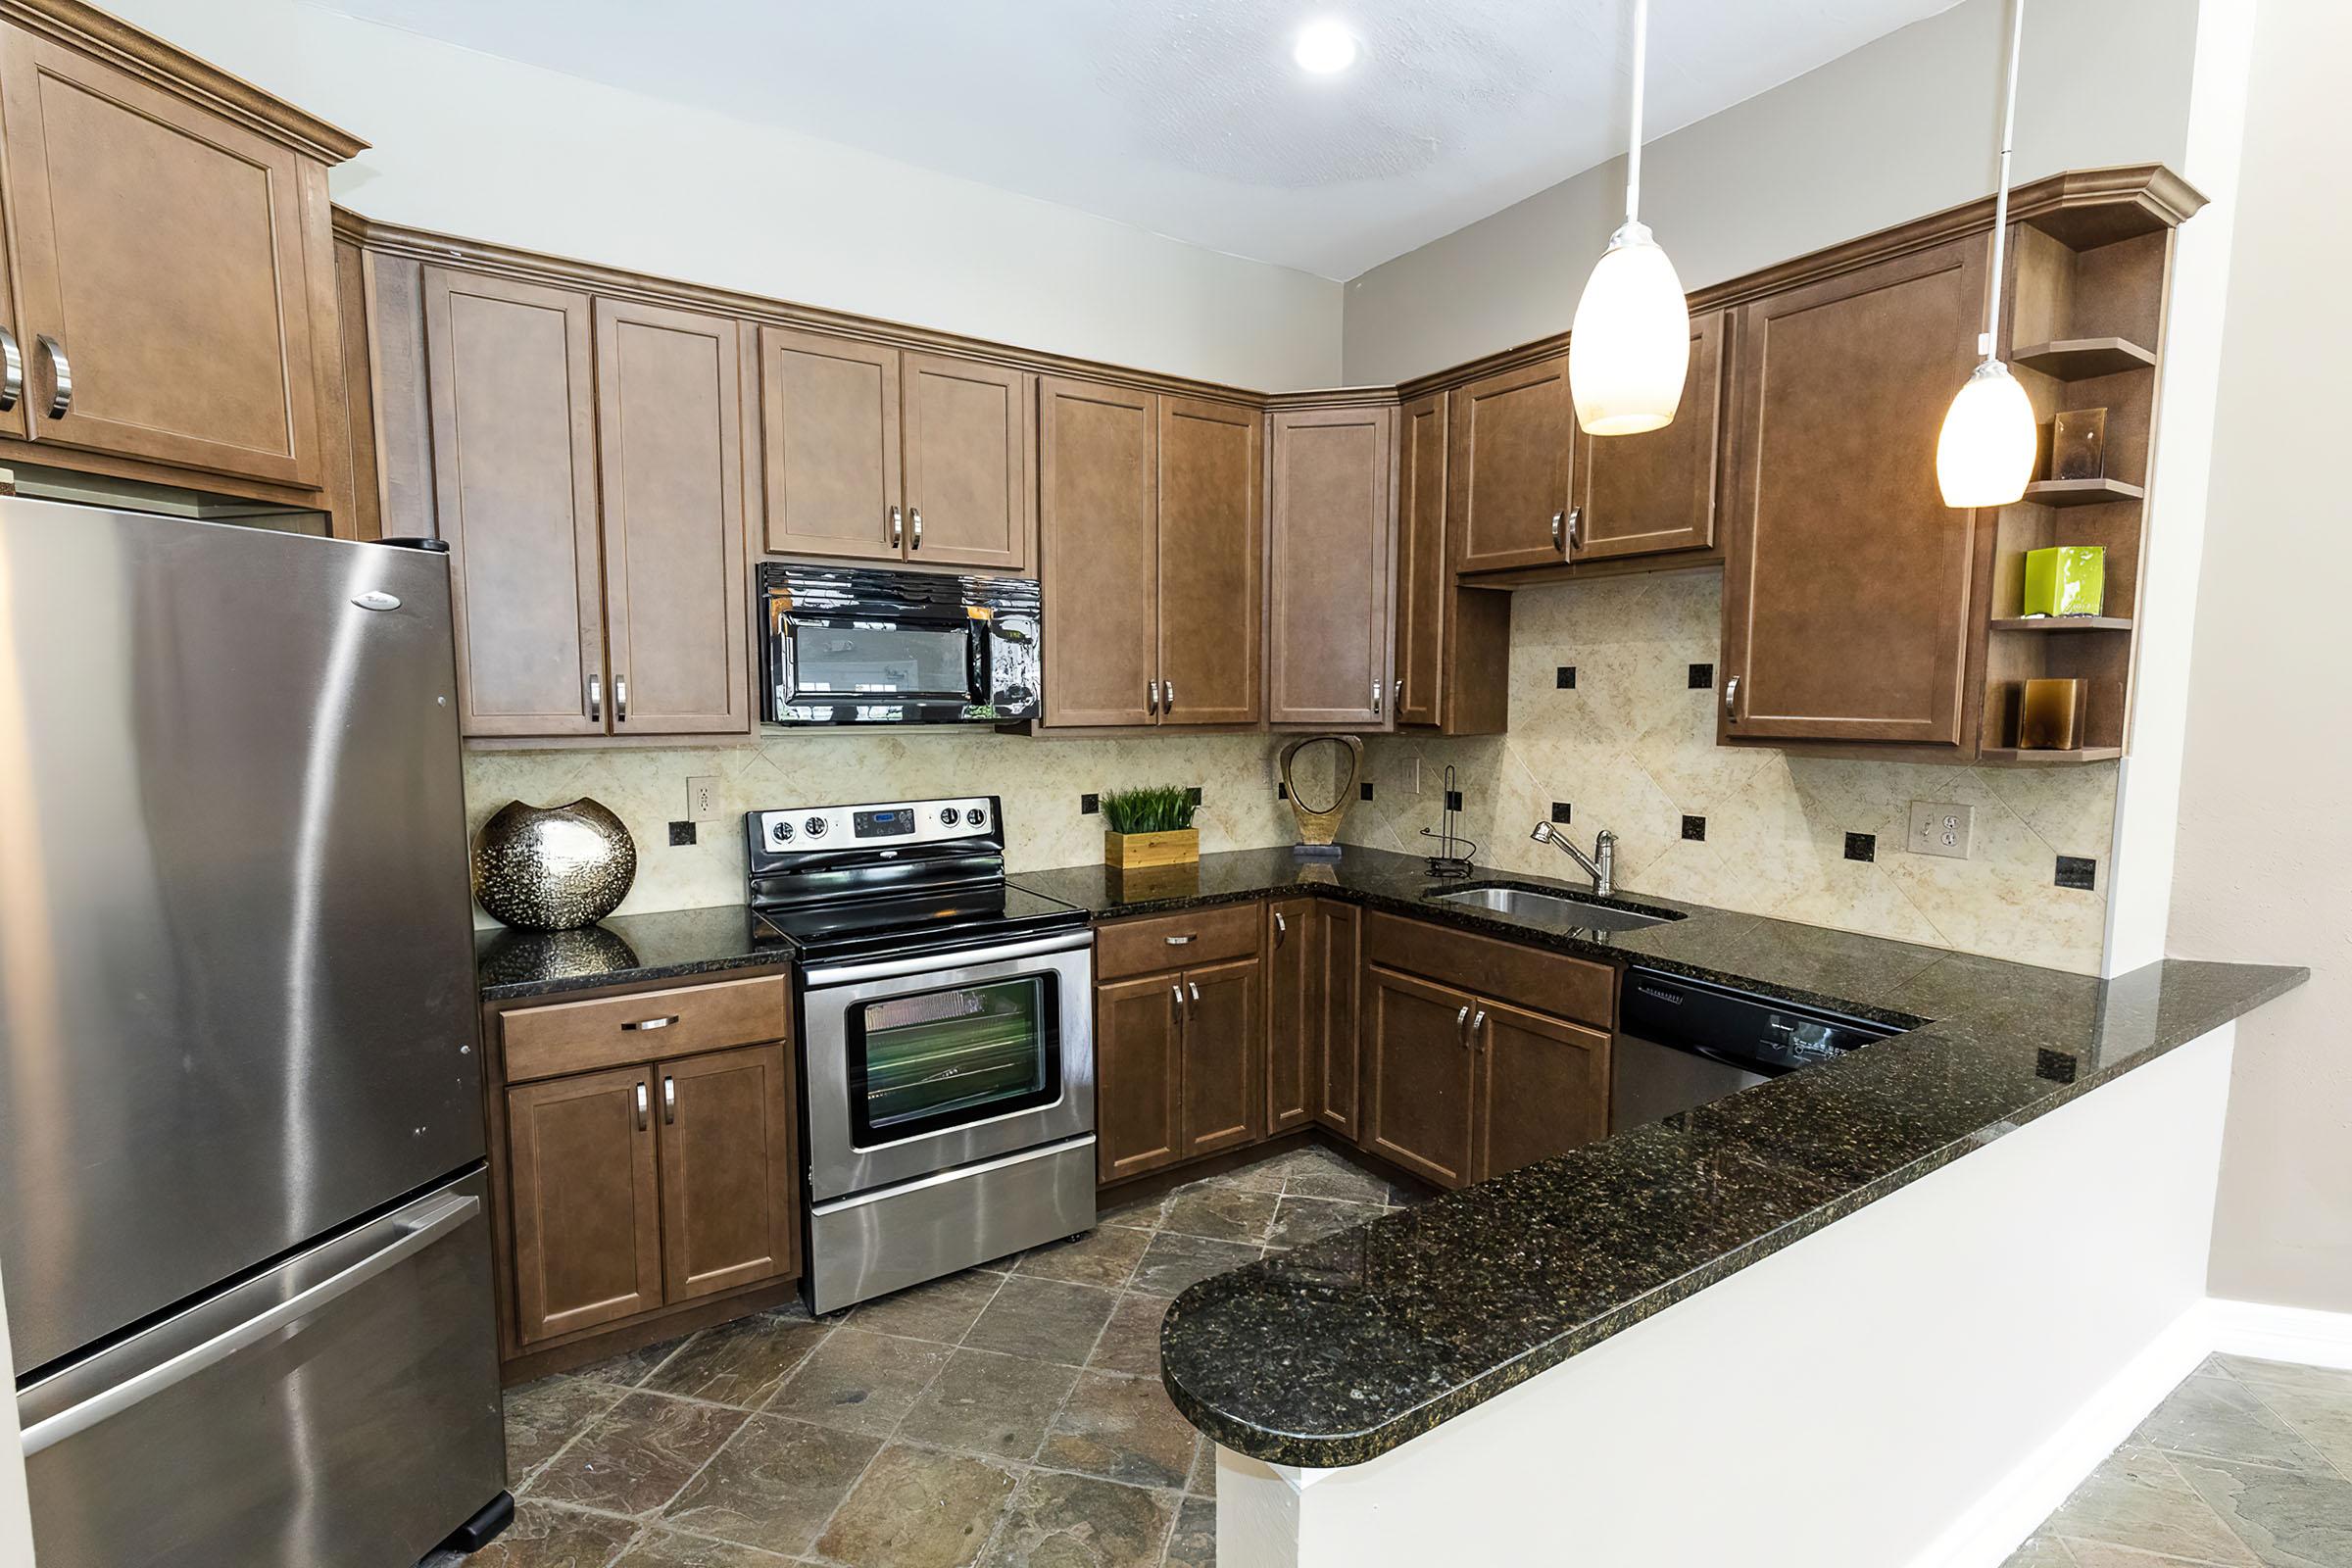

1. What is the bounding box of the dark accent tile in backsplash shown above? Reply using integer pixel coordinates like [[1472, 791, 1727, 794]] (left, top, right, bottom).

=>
[[1360, 781, 1375, 801], [2055, 856, 2097, 891], [1689, 663, 1714, 690], [1445, 789, 1464, 812], [1556, 666, 1577, 689], [1188, 786, 1204, 807], [1550, 802, 1573, 824], [1277, 783, 1289, 801], [1682, 815, 1706, 842], [1844, 832, 1876, 862], [1080, 793, 1100, 815], [668, 820, 696, 847]]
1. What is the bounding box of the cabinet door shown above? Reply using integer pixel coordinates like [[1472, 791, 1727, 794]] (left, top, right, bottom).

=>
[[903, 352, 1030, 571], [1448, 356, 1573, 574], [594, 298, 750, 736], [1572, 311, 1726, 562], [0, 29, 324, 487], [424, 270, 605, 738], [1474, 1002, 1610, 1183], [1265, 900, 1319, 1135], [1183, 955, 1265, 1157], [1364, 965, 1478, 1189], [757, 326, 901, 560], [1316, 902, 1362, 1141], [1394, 394, 1446, 728], [1267, 404, 1395, 727], [657, 1045, 797, 1304], [1721, 237, 1989, 746], [507, 1065, 662, 1344], [1040, 377, 1157, 726], [1096, 974, 1185, 1182], [1157, 396, 1264, 725]]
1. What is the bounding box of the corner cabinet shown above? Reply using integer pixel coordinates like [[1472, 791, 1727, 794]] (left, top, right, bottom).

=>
[[1394, 392, 1510, 733], [1266, 401, 1396, 728]]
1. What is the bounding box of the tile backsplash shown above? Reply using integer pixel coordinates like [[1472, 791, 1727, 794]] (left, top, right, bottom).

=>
[[462, 732, 1312, 927], [1340, 570, 2117, 974]]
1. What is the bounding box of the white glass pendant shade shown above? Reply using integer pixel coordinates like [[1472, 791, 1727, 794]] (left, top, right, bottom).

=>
[[1936, 358, 2036, 507], [1569, 221, 1690, 436]]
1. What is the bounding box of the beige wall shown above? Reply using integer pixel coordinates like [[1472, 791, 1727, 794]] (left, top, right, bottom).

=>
[[1341, 570, 2114, 973], [1341, 0, 2203, 384], [2172, 0, 2352, 1310], [106, 0, 1344, 391]]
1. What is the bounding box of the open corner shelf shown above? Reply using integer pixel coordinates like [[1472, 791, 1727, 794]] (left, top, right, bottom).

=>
[[1977, 746, 2124, 765], [2021, 478, 2145, 509], [2013, 337, 2157, 380], [1988, 615, 2133, 633]]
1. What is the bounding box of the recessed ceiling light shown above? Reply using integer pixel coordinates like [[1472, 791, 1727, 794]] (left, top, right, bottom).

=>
[[1293, 18, 1359, 75]]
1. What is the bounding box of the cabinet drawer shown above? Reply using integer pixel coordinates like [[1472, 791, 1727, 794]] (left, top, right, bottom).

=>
[[1363, 912, 1615, 1029], [1095, 903, 1263, 981], [502, 974, 789, 1084]]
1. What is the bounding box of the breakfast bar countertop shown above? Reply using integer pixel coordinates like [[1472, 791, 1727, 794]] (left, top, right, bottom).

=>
[[1009, 845, 2306, 1469]]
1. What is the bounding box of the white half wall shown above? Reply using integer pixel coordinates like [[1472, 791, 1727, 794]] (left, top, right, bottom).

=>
[[1222, 1024, 2237, 1568], [103, 0, 1344, 391]]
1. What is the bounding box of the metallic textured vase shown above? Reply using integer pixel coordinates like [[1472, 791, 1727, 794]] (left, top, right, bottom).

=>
[[470, 798, 637, 931]]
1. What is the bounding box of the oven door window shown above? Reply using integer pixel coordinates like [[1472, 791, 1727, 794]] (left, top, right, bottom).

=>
[[847, 973, 1061, 1145], [787, 618, 975, 701]]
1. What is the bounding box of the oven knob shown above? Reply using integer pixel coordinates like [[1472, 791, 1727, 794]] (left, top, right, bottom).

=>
[[804, 815, 828, 838], [939, 807, 960, 826], [966, 807, 987, 829], [770, 819, 794, 843]]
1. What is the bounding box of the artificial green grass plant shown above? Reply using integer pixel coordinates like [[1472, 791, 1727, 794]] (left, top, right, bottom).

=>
[[1100, 785, 1196, 834]]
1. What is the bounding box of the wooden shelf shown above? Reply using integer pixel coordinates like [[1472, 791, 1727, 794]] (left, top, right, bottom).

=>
[[2013, 337, 2157, 379], [1988, 615, 2133, 633], [1978, 746, 2124, 764], [2022, 478, 2145, 509]]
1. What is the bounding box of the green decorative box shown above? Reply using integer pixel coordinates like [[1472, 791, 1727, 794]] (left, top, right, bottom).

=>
[[2022, 546, 2107, 617]]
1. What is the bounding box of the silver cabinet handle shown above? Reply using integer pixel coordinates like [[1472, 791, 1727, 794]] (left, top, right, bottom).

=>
[[1148, 678, 1160, 716], [614, 674, 629, 722], [634, 1081, 650, 1132], [1566, 507, 1582, 550], [1724, 674, 1740, 720], [909, 507, 923, 550], [1454, 1004, 1471, 1046], [0, 326, 21, 413], [662, 1076, 676, 1125], [1392, 676, 1404, 710], [1163, 680, 1176, 714], [587, 672, 603, 722], [1549, 512, 1564, 552], [1372, 679, 1382, 717], [1170, 982, 1184, 1022], [36, 334, 70, 418], [1274, 910, 1288, 944], [620, 1015, 677, 1032], [1164, 933, 1195, 946], [1188, 980, 1201, 1010], [890, 504, 904, 549], [1470, 1007, 1489, 1048]]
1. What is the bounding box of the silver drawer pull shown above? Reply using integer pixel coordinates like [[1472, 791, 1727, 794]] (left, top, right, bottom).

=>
[[634, 1081, 650, 1131], [1724, 674, 1740, 720], [1163, 933, 1195, 946], [36, 334, 71, 417], [1188, 980, 1201, 1005], [621, 1015, 678, 1031]]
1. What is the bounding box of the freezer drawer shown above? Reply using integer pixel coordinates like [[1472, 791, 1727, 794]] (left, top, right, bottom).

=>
[[17, 1167, 505, 1568]]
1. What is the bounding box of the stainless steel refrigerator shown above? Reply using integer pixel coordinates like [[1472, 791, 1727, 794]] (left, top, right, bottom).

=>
[[0, 498, 506, 1566]]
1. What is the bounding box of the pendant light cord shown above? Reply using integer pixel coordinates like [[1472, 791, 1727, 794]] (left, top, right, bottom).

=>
[[1624, 0, 1648, 224], [1981, 0, 2026, 362]]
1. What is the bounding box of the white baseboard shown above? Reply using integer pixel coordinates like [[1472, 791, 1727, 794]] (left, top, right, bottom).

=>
[[2207, 1297, 2352, 1370]]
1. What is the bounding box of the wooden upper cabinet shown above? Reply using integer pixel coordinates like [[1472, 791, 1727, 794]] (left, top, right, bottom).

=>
[[1267, 403, 1395, 729], [507, 1065, 662, 1345], [424, 270, 603, 738], [1721, 236, 1990, 748], [903, 352, 1030, 570], [1448, 356, 1573, 574], [1180, 955, 1264, 1156], [657, 1045, 796, 1304], [1156, 397, 1263, 725], [1363, 965, 1478, 1190], [1041, 376, 1158, 726], [1474, 1003, 1609, 1183], [0, 26, 326, 486], [1395, 394, 1510, 735], [1571, 310, 1727, 562], [594, 299, 750, 737], [1096, 972, 1185, 1182], [758, 325, 901, 560]]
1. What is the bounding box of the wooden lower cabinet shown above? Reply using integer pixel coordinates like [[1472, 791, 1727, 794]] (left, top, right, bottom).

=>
[[1364, 967, 1480, 1188], [1266, 899, 1319, 1134], [1315, 902, 1363, 1141], [1181, 955, 1264, 1156], [507, 1064, 663, 1344], [1474, 1002, 1610, 1182], [1096, 973, 1186, 1182], [657, 1045, 797, 1303]]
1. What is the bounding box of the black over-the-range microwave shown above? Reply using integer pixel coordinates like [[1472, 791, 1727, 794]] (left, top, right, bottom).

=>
[[758, 564, 1042, 725]]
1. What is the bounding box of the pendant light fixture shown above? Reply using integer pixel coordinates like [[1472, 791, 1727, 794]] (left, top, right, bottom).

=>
[[1570, 0, 1689, 437], [1936, 0, 2037, 507]]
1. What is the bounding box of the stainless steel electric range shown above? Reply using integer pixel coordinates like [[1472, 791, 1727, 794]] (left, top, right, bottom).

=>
[[747, 796, 1096, 1314]]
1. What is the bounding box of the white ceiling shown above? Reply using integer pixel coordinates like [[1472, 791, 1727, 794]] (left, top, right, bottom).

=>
[[323, 0, 1961, 279]]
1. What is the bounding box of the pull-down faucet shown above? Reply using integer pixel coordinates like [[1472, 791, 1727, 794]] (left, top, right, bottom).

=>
[[1531, 820, 1616, 898]]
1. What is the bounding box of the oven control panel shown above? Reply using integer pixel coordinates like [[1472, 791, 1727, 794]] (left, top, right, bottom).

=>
[[754, 797, 997, 853]]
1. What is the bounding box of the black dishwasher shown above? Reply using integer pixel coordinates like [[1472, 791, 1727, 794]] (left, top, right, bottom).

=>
[[1610, 967, 1903, 1133]]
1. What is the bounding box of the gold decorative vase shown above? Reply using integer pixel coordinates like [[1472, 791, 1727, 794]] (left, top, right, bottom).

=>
[[1278, 734, 1365, 850], [471, 798, 638, 931]]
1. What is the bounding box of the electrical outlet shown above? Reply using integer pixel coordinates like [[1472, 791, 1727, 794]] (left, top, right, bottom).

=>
[[686, 775, 720, 822], [1907, 801, 1975, 860]]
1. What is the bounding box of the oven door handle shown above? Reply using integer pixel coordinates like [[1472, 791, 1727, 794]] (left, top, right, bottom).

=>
[[801, 929, 1095, 987]]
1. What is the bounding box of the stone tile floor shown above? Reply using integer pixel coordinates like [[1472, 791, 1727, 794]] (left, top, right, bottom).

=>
[[2005, 1354, 2352, 1566], [426, 1143, 1419, 1568]]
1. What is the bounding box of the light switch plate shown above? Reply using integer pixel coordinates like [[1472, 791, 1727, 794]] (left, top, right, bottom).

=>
[[1907, 801, 1975, 859], [687, 775, 721, 822]]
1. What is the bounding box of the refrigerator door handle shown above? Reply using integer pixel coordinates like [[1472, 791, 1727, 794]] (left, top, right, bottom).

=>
[[19, 1192, 479, 1458]]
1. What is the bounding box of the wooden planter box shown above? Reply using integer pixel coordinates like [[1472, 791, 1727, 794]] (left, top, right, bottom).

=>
[[1104, 828, 1200, 870]]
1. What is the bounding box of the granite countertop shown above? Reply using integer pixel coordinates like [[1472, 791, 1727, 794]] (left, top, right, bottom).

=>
[[1007, 846, 2307, 1469], [474, 905, 783, 1002]]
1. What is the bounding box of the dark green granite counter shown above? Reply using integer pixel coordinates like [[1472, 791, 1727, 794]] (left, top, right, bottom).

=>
[[474, 905, 780, 1002], [1009, 846, 2307, 1469]]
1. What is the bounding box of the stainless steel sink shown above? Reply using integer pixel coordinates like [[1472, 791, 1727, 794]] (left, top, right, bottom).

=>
[[1428, 885, 1679, 932]]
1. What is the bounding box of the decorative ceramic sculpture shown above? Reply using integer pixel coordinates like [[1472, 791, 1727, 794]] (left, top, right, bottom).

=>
[[470, 798, 637, 931], [1278, 734, 1365, 853]]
